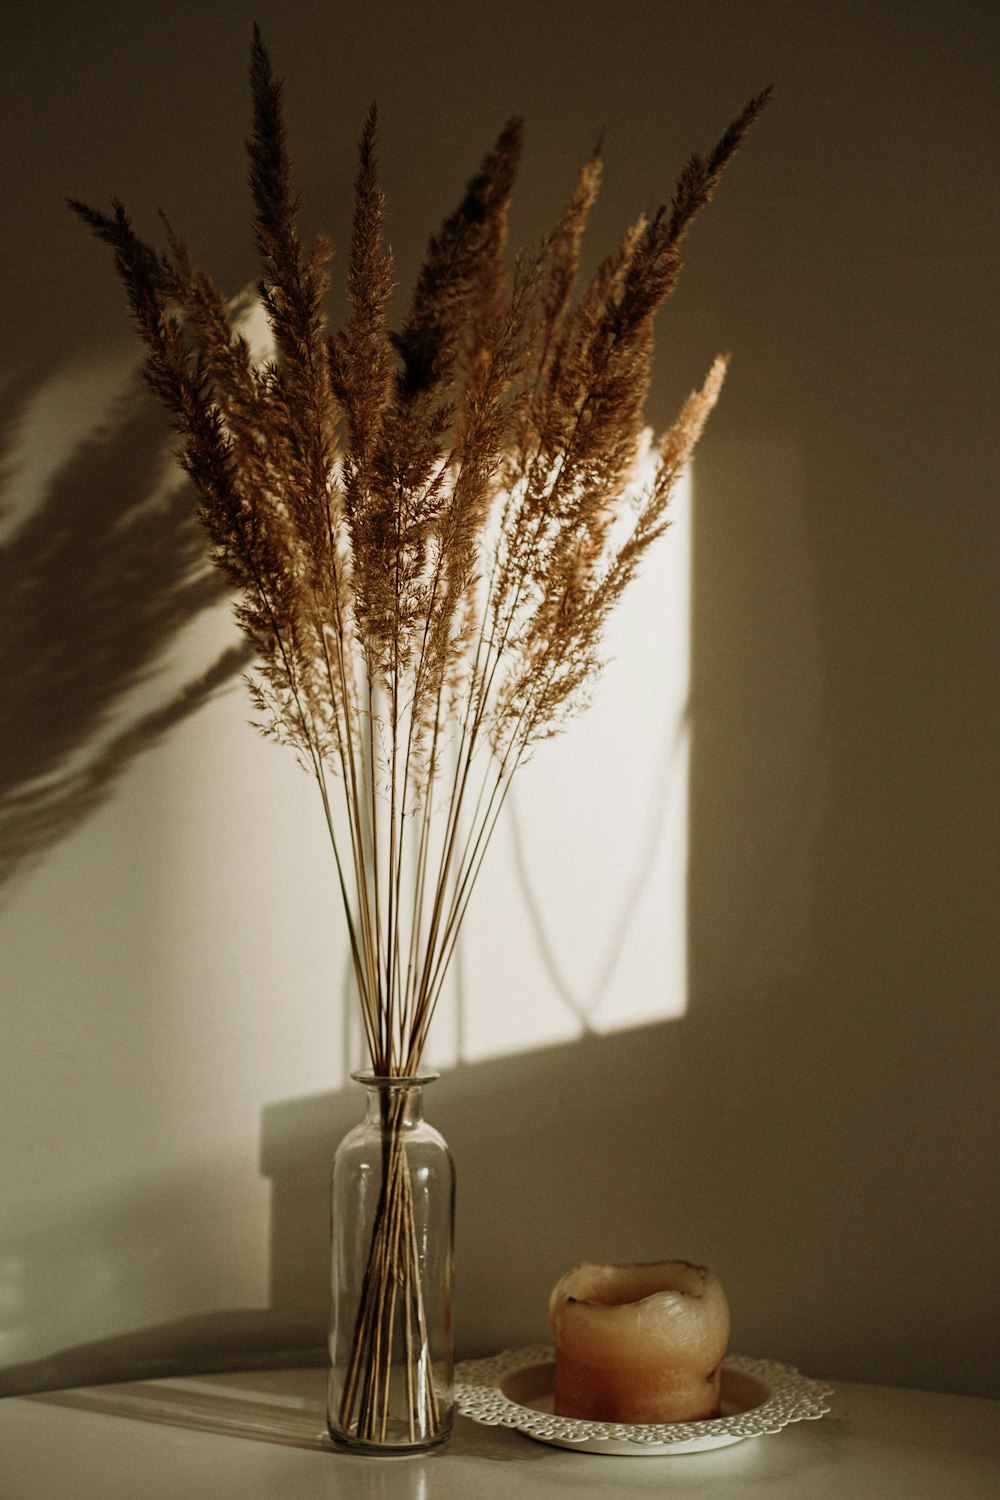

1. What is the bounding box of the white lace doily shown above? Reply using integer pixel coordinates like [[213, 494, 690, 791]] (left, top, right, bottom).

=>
[[455, 1346, 832, 1455]]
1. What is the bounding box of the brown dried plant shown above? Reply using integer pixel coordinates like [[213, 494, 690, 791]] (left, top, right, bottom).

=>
[[72, 27, 768, 1448], [72, 31, 767, 1075]]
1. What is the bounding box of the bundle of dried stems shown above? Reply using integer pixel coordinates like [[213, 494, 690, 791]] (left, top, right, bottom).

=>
[[73, 28, 768, 1446]]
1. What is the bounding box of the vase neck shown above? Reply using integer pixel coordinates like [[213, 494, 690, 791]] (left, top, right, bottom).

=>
[[353, 1072, 437, 1127]]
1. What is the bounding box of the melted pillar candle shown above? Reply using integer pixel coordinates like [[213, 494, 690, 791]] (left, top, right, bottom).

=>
[[549, 1260, 731, 1423]]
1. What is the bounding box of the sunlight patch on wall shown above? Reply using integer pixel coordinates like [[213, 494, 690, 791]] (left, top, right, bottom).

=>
[[428, 462, 692, 1067], [1, 349, 692, 1094]]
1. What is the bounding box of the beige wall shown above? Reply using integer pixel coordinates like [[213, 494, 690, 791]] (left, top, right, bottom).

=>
[[1, 0, 997, 1400]]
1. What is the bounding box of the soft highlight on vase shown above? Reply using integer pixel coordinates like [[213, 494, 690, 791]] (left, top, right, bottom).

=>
[[329, 1075, 454, 1451]]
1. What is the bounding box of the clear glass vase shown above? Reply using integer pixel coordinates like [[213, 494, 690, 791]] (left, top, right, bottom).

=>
[[327, 1072, 455, 1453]]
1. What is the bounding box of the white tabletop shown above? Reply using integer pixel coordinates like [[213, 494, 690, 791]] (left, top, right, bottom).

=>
[[2, 1365, 998, 1500]]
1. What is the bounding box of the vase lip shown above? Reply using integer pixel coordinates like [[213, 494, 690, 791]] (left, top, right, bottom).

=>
[[351, 1070, 440, 1088]]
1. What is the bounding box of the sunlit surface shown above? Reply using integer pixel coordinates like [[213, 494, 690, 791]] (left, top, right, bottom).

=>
[[429, 462, 692, 1066], [2, 345, 692, 1081]]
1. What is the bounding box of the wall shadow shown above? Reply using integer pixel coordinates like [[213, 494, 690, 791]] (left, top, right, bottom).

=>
[[0, 1018, 698, 1397], [0, 364, 251, 897], [685, 428, 1000, 1402], [260, 1021, 710, 1369], [0, 1138, 316, 1397]]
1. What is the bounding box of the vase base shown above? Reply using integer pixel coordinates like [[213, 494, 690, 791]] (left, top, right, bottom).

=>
[[327, 1420, 453, 1456]]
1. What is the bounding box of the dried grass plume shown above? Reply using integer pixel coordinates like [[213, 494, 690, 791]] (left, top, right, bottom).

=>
[[72, 29, 770, 1074]]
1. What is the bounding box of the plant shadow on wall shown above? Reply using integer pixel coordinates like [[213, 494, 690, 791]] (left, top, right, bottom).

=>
[[0, 362, 252, 899]]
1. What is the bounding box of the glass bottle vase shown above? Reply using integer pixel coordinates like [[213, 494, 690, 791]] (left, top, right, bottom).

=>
[[327, 1072, 455, 1452]]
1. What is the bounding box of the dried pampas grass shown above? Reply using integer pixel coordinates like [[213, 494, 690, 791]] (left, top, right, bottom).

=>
[[72, 28, 768, 1076]]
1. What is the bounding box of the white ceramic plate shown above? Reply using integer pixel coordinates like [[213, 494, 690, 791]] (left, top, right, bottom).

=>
[[455, 1347, 832, 1456]]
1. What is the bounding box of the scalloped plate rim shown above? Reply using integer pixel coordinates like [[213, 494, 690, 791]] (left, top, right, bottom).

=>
[[454, 1346, 833, 1457]]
